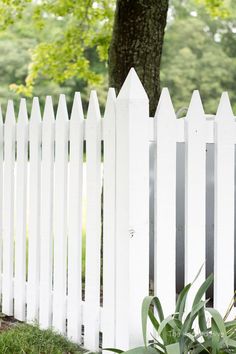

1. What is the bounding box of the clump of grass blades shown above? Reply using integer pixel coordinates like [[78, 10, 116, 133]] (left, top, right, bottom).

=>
[[0, 323, 84, 354]]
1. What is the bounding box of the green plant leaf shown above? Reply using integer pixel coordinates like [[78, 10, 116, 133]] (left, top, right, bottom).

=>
[[190, 339, 211, 354], [192, 274, 213, 308], [226, 338, 236, 348], [157, 315, 179, 340], [103, 349, 124, 353], [166, 343, 180, 354], [153, 297, 165, 321], [175, 283, 191, 321], [225, 320, 236, 339], [151, 341, 165, 353], [184, 332, 195, 343], [211, 318, 220, 354], [122, 346, 158, 354], [198, 307, 208, 341], [206, 308, 228, 345], [142, 296, 164, 347], [225, 319, 236, 329], [192, 263, 205, 284], [181, 300, 208, 337], [191, 299, 209, 319], [148, 309, 160, 332]]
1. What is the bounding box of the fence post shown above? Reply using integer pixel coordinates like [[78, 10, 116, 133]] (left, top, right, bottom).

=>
[[115, 68, 149, 350], [214, 93, 235, 316]]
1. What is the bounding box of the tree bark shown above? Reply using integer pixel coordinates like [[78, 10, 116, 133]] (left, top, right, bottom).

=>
[[108, 0, 169, 116]]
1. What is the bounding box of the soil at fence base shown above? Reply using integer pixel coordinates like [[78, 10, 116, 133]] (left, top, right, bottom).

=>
[[0, 315, 20, 332]]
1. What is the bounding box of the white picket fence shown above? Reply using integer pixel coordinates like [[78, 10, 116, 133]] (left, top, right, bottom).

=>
[[0, 68, 235, 351]]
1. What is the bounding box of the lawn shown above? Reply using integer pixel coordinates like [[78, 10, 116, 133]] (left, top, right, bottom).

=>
[[0, 321, 84, 354]]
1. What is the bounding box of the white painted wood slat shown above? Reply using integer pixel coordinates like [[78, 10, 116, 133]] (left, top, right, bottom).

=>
[[15, 99, 28, 320], [214, 93, 235, 316], [67, 93, 84, 343], [102, 88, 116, 349], [52, 95, 69, 334], [0, 106, 3, 297], [154, 88, 177, 316], [27, 98, 42, 322], [39, 97, 55, 329], [84, 91, 101, 351], [115, 69, 149, 350], [2, 101, 16, 315], [184, 91, 206, 307]]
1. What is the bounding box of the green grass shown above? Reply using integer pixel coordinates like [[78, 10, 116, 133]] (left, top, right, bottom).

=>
[[0, 323, 84, 354]]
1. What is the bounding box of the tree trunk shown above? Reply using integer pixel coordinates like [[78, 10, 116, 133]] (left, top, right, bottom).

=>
[[108, 0, 169, 116]]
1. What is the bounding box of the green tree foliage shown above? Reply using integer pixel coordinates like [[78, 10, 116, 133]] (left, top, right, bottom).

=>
[[196, 0, 231, 17], [0, 0, 31, 28], [0, 13, 65, 113], [0, 0, 235, 116], [0, 5, 109, 114], [0, 0, 114, 97], [161, 0, 236, 114]]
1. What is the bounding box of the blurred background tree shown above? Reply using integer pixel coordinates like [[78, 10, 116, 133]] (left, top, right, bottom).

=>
[[0, 0, 235, 115], [0, 0, 113, 114], [161, 0, 236, 113]]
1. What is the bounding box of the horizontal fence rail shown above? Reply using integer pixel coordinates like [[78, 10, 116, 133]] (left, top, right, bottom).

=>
[[0, 68, 235, 351]]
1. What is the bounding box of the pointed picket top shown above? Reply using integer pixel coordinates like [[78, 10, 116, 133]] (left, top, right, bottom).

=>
[[0, 105, 3, 129], [71, 92, 84, 122], [0, 104, 3, 144], [5, 100, 16, 127], [43, 96, 55, 123], [18, 99, 28, 127], [30, 97, 41, 127], [215, 92, 234, 122], [154, 88, 176, 122], [0, 104, 3, 126], [87, 90, 101, 122], [104, 88, 116, 119], [186, 90, 205, 122], [117, 68, 148, 101], [56, 94, 69, 123]]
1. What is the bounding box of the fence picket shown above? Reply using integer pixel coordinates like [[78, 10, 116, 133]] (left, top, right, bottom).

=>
[[184, 91, 206, 307], [15, 99, 28, 320], [115, 69, 149, 349], [214, 93, 235, 315], [0, 106, 3, 297], [102, 88, 116, 349], [67, 93, 84, 343], [27, 98, 42, 322], [2, 101, 16, 315], [154, 88, 177, 316], [52, 95, 69, 334], [84, 91, 101, 351], [39, 97, 55, 329]]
